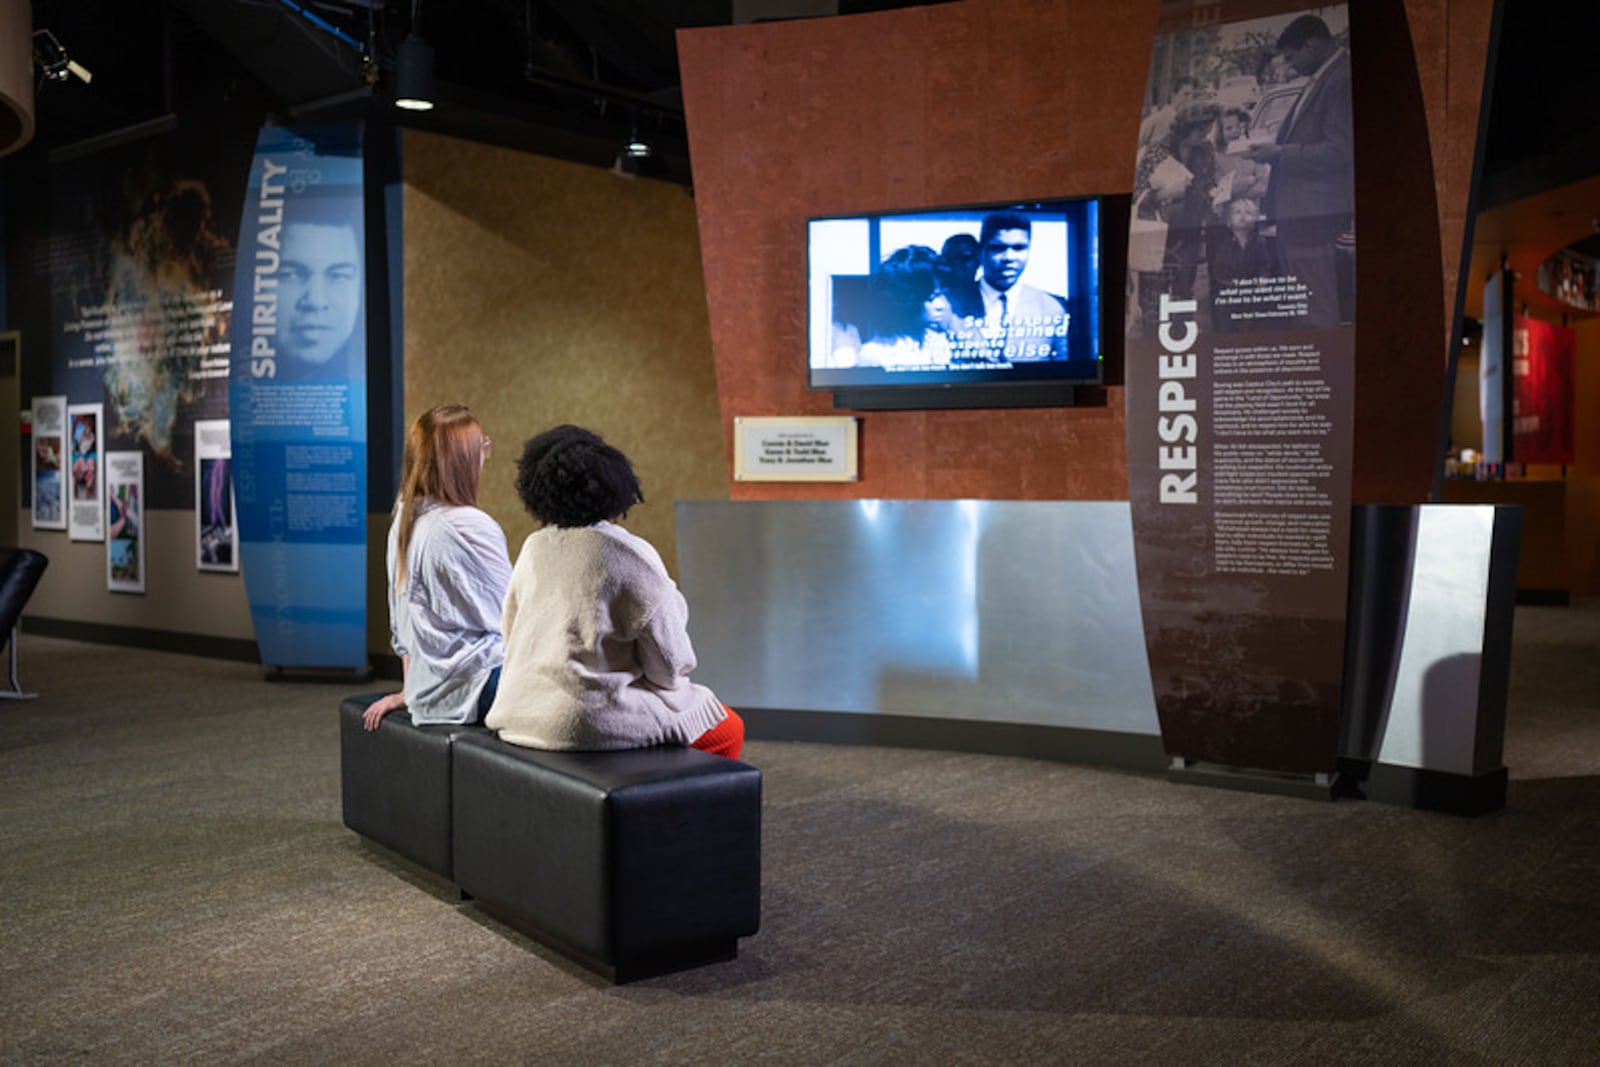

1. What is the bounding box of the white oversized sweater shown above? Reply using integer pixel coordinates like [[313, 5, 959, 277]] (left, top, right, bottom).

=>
[[485, 521, 727, 750]]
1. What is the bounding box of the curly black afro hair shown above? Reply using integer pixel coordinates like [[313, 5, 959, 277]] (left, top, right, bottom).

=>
[[514, 424, 644, 527]]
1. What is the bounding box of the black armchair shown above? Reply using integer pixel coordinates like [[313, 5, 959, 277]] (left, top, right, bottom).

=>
[[0, 548, 48, 699]]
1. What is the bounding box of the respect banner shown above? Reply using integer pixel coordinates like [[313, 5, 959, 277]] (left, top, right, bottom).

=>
[[1126, 2, 1355, 774]]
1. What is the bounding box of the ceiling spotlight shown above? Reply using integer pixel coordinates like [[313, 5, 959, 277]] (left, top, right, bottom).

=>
[[612, 137, 656, 178], [613, 114, 654, 177], [611, 150, 641, 178], [33, 29, 92, 85], [393, 33, 435, 111]]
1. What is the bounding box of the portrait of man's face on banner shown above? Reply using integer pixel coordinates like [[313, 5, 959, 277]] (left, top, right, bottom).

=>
[[271, 195, 365, 381]]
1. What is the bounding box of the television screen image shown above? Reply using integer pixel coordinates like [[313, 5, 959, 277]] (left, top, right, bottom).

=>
[[808, 197, 1103, 403]]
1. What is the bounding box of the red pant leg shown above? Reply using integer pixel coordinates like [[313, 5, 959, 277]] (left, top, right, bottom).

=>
[[690, 705, 745, 760]]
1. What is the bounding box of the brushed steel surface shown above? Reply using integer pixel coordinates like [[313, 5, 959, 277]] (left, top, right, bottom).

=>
[[675, 499, 1160, 734], [1375, 504, 1509, 775]]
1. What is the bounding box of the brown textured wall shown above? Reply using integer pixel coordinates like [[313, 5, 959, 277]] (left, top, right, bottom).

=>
[[401, 130, 728, 573], [1349, 0, 1445, 502], [1420, 0, 1498, 345], [679, 0, 1498, 505], [679, 1, 1157, 502], [1348, 0, 1497, 502]]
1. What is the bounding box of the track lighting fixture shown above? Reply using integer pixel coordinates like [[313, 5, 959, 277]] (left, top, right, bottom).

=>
[[394, 33, 436, 111], [33, 29, 92, 85], [611, 115, 654, 177], [394, 0, 434, 111]]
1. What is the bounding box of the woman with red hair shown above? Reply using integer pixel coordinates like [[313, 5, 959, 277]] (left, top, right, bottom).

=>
[[363, 404, 512, 730]]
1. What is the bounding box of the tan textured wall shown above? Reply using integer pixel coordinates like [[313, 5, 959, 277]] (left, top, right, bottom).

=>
[[401, 130, 728, 573]]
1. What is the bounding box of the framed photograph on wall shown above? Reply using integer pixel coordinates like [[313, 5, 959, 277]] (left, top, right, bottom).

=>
[[194, 419, 238, 573], [31, 395, 67, 531], [106, 451, 144, 594], [67, 403, 105, 542]]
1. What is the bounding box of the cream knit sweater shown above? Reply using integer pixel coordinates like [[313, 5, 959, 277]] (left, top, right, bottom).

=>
[[485, 520, 727, 750]]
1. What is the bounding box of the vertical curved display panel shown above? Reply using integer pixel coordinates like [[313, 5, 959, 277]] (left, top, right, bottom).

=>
[[1126, 3, 1355, 775], [229, 123, 368, 670]]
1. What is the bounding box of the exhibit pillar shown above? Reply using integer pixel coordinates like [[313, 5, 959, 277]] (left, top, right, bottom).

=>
[[229, 123, 369, 672], [1126, 1, 1357, 781]]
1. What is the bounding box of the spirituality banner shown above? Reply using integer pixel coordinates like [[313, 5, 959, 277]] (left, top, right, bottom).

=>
[[228, 123, 368, 670], [1125, 2, 1356, 775]]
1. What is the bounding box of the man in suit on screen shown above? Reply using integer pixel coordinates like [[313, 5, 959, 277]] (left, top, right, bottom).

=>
[[975, 211, 1070, 363]]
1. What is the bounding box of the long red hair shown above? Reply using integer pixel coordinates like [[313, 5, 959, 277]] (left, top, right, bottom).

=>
[[393, 404, 485, 590]]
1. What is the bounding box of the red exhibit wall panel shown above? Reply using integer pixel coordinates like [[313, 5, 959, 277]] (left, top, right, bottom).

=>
[[1513, 315, 1577, 464]]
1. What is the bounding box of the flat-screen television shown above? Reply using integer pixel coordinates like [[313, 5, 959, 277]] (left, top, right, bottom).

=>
[[807, 196, 1103, 409]]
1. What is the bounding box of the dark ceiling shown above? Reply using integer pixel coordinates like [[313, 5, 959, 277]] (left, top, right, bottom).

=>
[[1478, 0, 1600, 214], [20, 0, 951, 184], [16, 0, 1600, 200]]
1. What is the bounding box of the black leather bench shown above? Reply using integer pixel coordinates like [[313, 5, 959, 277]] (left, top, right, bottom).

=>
[[338, 695, 484, 881], [338, 693, 762, 982], [450, 731, 762, 982]]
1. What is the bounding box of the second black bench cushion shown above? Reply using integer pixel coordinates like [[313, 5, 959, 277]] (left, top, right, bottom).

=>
[[449, 733, 762, 972]]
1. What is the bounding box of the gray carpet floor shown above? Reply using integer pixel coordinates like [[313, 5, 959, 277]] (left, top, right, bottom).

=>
[[3, 603, 1599, 1064]]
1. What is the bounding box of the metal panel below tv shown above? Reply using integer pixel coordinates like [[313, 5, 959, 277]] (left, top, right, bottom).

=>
[[675, 499, 1163, 767], [675, 500, 1519, 809]]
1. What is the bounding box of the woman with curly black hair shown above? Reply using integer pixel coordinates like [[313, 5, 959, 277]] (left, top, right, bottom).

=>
[[484, 425, 744, 758]]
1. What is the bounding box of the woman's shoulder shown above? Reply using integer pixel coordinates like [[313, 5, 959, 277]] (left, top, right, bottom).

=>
[[431, 502, 498, 528], [425, 503, 508, 552], [594, 521, 669, 572], [519, 522, 613, 561]]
